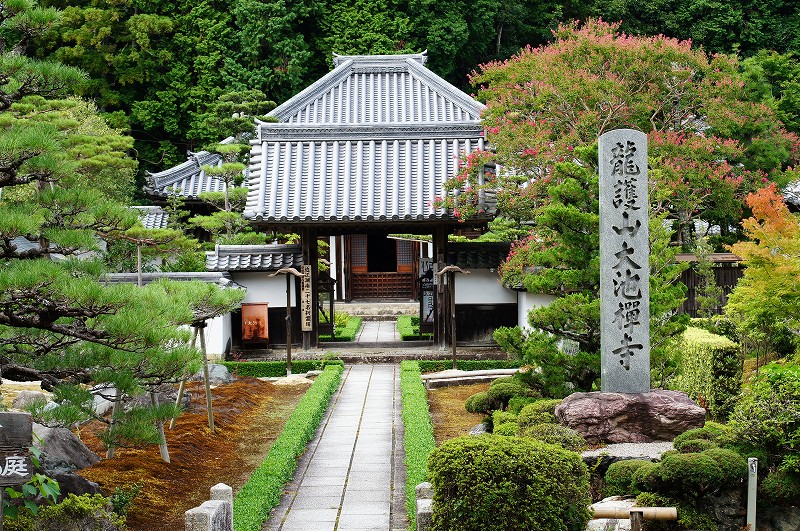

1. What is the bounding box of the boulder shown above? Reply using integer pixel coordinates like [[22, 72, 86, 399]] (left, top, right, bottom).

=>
[[90, 384, 116, 417], [33, 423, 100, 472], [761, 506, 800, 531], [51, 472, 102, 502], [468, 423, 488, 436], [11, 390, 50, 410], [555, 390, 705, 444], [190, 363, 234, 385]]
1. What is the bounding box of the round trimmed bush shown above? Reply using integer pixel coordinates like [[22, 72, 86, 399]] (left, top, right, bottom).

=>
[[673, 438, 717, 453], [761, 469, 800, 504], [486, 381, 535, 410], [491, 410, 517, 428], [517, 399, 562, 429], [428, 435, 591, 531], [464, 391, 494, 414], [507, 395, 539, 413], [672, 421, 732, 452], [493, 421, 518, 436], [519, 423, 587, 452], [660, 447, 747, 496], [604, 459, 652, 496]]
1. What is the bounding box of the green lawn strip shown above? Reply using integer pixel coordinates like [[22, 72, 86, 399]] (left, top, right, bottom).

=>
[[397, 315, 432, 340], [221, 359, 344, 377], [400, 360, 436, 529], [232, 364, 344, 531], [416, 359, 519, 373], [319, 316, 363, 342]]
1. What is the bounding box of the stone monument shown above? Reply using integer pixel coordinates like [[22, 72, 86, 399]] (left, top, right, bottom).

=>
[[555, 128, 705, 443], [598, 128, 650, 394]]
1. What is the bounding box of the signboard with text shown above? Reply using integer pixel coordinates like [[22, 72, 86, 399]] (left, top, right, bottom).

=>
[[301, 265, 312, 332], [0, 412, 33, 486]]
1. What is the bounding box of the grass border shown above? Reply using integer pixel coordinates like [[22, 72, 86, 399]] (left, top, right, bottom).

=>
[[319, 316, 363, 342], [232, 364, 344, 530], [400, 360, 436, 530], [397, 315, 433, 340], [221, 359, 343, 378]]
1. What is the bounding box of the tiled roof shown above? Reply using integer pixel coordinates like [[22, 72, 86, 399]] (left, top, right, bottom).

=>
[[145, 137, 246, 199], [244, 53, 488, 225], [445, 242, 511, 269], [205, 244, 303, 272], [132, 206, 169, 229]]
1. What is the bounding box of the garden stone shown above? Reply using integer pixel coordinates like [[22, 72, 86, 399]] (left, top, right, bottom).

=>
[[415, 481, 433, 499], [123, 384, 190, 412], [416, 498, 433, 531], [12, 390, 50, 410], [190, 363, 234, 385], [33, 422, 100, 471], [468, 423, 488, 436], [90, 384, 116, 416], [51, 471, 102, 502], [761, 506, 800, 531], [185, 500, 232, 531], [210, 483, 233, 507], [705, 488, 743, 531], [555, 390, 705, 443]]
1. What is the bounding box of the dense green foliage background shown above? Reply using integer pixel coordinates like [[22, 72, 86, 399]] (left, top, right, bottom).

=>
[[30, 0, 800, 175]]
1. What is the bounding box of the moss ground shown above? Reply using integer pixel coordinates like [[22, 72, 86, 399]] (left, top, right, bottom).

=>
[[78, 377, 309, 530], [427, 383, 489, 445]]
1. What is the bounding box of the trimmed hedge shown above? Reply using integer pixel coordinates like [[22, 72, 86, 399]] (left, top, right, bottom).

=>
[[417, 360, 520, 373], [671, 326, 742, 420], [604, 459, 653, 496], [319, 316, 363, 342], [233, 364, 343, 530], [221, 359, 343, 378], [428, 435, 591, 531], [400, 361, 436, 530], [397, 315, 433, 340]]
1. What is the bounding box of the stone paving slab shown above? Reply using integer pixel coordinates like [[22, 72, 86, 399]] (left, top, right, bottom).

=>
[[262, 364, 405, 531]]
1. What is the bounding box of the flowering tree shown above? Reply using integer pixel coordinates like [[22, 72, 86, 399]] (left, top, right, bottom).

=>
[[443, 20, 798, 384]]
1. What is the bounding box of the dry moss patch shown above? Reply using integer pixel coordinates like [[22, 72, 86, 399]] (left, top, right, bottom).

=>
[[427, 383, 489, 445], [78, 377, 309, 531]]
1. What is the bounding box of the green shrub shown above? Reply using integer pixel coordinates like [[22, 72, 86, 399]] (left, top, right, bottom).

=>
[[28, 494, 124, 530], [729, 362, 800, 473], [464, 391, 494, 414], [630, 461, 661, 492], [493, 422, 518, 436], [603, 460, 652, 496], [397, 315, 433, 340], [635, 492, 717, 531], [761, 469, 800, 504], [486, 381, 534, 410], [319, 315, 362, 341], [507, 396, 538, 413], [491, 410, 517, 427], [658, 447, 747, 498], [517, 399, 562, 429], [417, 360, 520, 373], [233, 364, 343, 531], [428, 435, 591, 531], [519, 423, 587, 452], [221, 359, 343, 377], [672, 421, 733, 453], [671, 326, 742, 419], [400, 361, 436, 530]]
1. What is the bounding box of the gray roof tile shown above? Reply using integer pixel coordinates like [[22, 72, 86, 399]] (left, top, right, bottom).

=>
[[205, 244, 303, 271], [245, 53, 487, 224], [132, 206, 169, 229]]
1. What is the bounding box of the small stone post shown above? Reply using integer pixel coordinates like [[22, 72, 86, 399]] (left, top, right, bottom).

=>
[[599, 129, 650, 393], [747, 457, 758, 529], [184, 483, 233, 531]]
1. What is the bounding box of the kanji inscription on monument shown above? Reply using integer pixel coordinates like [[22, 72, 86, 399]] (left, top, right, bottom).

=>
[[0, 412, 33, 486], [599, 129, 650, 393]]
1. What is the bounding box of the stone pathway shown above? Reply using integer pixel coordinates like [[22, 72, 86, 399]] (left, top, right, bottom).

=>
[[355, 321, 398, 343], [264, 364, 405, 531]]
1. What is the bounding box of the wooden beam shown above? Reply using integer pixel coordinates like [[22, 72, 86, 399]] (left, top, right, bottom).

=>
[[433, 226, 448, 349]]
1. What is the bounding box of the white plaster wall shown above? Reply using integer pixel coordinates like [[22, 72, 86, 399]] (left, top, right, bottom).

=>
[[231, 271, 295, 306], [454, 270, 517, 304], [204, 313, 231, 360], [517, 292, 556, 331]]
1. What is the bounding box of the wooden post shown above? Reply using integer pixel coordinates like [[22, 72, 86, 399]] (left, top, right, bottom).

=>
[[151, 391, 170, 463], [169, 327, 197, 430], [285, 273, 293, 376], [198, 323, 215, 433], [630, 510, 643, 531], [432, 226, 448, 349]]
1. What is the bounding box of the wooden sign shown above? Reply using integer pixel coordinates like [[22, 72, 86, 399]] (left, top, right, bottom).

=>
[[241, 303, 269, 342], [0, 450, 33, 486], [301, 265, 312, 332], [0, 412, 33, 486]]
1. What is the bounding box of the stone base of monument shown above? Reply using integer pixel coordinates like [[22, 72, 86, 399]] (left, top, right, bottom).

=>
[[555, 390, 705, 444]]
